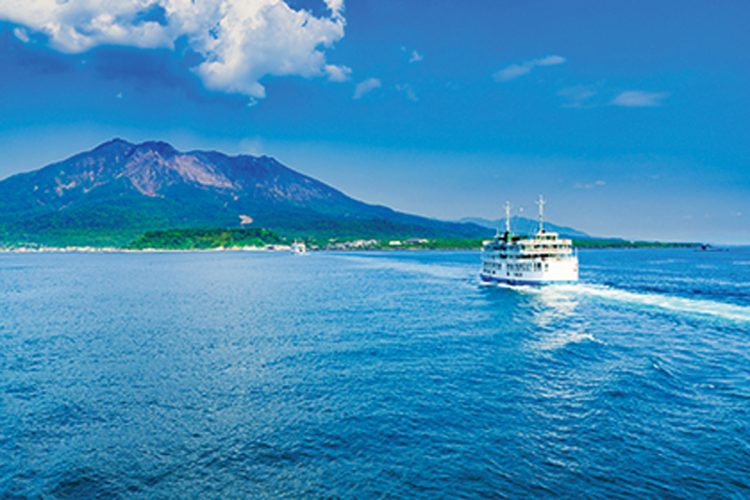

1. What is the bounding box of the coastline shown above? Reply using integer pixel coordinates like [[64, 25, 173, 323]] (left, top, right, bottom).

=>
[[0, 242, 703, 254], [0, 245, 290, 254]]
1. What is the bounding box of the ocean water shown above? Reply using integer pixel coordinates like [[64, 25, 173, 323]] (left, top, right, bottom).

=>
[[1, 247, 749, 497]]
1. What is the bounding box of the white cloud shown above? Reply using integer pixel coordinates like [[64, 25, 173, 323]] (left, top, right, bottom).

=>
[[557, 85, 596, 108], [494, 54, 566, 82], [353, 77, 381, 99], [13, 26, 30, 43], [0, 0, 348, 100], [324, 0, 345, 18], [574, 180, 606, 190], [395, 83, 418, 102], [401, 46, 423, 63], [536, 55, 566, 66], [325, 64, 352, 82], [611, 90, 669, 107]]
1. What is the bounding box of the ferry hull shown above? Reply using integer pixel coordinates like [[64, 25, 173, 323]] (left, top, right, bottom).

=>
[[479, 274, 578, 286], [480, 255, 579, 285]]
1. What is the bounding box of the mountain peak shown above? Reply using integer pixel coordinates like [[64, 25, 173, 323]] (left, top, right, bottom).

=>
[[135, 140, 177, 156], [91, 138, 178, 158], [0, 140, 499, 246], [93, 137, 135, 152]]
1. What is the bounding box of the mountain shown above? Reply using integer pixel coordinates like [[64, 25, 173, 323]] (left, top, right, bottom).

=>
[[0, 139, 495, 246], [458, 217, 591, 239]]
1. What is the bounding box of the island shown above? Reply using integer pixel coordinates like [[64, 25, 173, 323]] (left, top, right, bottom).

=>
[[0, 226, 699, 252]]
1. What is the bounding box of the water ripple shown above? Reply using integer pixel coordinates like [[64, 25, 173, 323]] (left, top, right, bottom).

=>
[[1, 248, 749, 497]]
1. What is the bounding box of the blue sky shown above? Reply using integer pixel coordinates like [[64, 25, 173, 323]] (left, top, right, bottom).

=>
[[0, 0, 748, 242]]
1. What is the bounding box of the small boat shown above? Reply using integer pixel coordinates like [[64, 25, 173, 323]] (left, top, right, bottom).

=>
[[291, 240, 307, 255], [480, 196, 578, 285]]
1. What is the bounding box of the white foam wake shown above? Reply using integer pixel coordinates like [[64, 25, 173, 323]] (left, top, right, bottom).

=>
[[526, 283, 750, 323], [340, 255, 750, 323]]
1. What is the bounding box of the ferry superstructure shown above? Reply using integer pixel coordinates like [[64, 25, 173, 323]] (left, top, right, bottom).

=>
[[480, 196, 578, 285]]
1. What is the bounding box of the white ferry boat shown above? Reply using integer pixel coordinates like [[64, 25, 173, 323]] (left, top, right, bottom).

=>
[[291, 240, 307, 255], [480, 196, 578, 285]]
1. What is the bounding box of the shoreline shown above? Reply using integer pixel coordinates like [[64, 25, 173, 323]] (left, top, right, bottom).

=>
[[0, 246, 286, 254], [0, 243, 707, 254]]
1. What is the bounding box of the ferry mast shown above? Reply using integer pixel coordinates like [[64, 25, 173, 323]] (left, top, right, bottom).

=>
[[505, 201, 511, 234], [537, 195, 545, 234], [496, 201, 512, 239]]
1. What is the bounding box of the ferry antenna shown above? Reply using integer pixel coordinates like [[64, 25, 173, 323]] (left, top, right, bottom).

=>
[[537, 195, 545, 233], [504, 201, 511, 234]]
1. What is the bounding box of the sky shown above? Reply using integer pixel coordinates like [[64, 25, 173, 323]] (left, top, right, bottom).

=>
[[0, 0, 748, 243]]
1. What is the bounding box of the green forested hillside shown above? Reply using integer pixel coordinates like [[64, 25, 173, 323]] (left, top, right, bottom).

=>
[[127, 228, 285, 250]]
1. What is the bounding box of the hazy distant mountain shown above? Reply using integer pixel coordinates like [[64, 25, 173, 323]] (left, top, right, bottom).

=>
[[459, 217, 590, 239], [0, 139, 493, 246]]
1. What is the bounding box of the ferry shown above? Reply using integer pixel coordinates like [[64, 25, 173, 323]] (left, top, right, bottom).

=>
[[291, 240, 307, 255], [480, 196, 578, 285]]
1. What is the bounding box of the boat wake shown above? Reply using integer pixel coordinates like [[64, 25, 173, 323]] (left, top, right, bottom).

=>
[[340, 255, 750, 323], [521, 283, 750, 323]]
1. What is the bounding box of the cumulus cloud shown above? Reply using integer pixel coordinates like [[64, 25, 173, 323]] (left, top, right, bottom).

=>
[[494, 55, 565, 82], [325, 64, 352, 82], [324, 0, 345, 18], [353, 77, 381, 99], [0, 0, 348, 99], [611, 90, 669, 107]]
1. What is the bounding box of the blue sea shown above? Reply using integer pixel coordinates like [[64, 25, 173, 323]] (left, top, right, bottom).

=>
[[1, 248, 749, 497]]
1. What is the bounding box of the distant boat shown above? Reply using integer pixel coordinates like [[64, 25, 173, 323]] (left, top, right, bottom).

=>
[[291, 240, 307, 255], [480, 196, 579, 285]]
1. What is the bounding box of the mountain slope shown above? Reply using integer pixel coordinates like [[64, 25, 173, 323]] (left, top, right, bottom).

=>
[[0, 139, 494, 246], [459, 216, 590, 239]]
